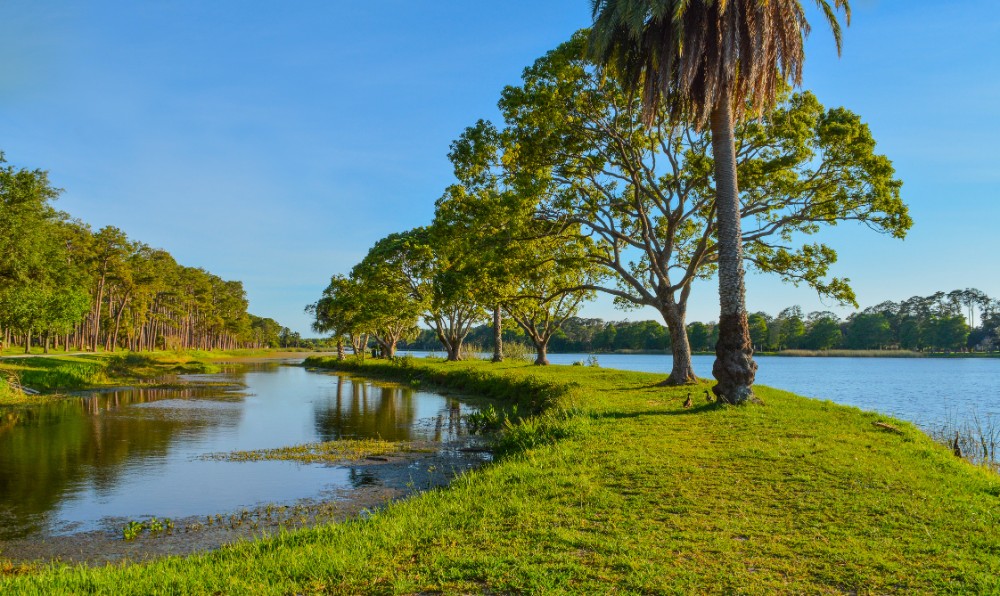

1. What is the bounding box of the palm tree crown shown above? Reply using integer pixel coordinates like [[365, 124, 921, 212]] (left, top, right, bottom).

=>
[[588, 0, 850, 126]]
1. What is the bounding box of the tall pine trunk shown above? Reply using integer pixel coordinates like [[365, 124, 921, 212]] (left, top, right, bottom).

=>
[[92, 277, 106, 352], [710, 99, 757, 404]]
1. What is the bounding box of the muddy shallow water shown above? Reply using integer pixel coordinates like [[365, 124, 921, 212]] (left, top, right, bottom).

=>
[[0, 361, 488, 563]]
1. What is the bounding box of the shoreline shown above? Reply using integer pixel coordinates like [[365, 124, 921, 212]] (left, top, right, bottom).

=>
[[0, 350, 336, 407]]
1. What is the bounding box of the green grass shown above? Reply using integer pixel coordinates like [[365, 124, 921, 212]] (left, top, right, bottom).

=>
[[0, 355, 108, 394], [0, 349, 293, 398], [2, 357, 999, 594]]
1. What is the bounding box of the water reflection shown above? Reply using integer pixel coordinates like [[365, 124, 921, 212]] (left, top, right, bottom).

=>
[[0, 365, 477, 543], [314, 377, 466, 443], [0, 388, 235, 539]]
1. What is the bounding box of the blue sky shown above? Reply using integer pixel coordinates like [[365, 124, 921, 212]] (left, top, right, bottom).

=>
[[1, 1, 998, 334]]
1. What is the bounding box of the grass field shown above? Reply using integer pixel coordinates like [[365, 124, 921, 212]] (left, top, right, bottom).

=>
[[0, 356, 996, 593]]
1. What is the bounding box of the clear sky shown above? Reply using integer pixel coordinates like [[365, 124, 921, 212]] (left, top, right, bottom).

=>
[[1, 1, 998, 334]]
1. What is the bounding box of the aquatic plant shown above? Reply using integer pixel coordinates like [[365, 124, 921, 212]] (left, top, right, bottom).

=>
[[928, 409, 999, 471], [467, 404, 520, 435], [204, 438, 408, 464], [122, 521, 144, 542]]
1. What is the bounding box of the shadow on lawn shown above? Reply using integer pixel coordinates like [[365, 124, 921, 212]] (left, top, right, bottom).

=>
[[592, 402, 725, 420]]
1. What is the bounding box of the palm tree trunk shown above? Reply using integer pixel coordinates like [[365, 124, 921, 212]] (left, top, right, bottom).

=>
[[710, 99, 757, 404]]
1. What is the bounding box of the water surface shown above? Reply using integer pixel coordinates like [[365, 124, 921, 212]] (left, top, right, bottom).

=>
[[403, 350, 1000, 428], [0, 362, 478, 545]]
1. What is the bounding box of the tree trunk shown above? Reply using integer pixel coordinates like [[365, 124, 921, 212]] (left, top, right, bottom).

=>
[[660, 304, 697, 385], [43, 331, 50, 354], [710, 100, 758, 404], [110, 296, 130, 353], [24, 329, 31, 354], [336, 338, 345, 361], [492, 304, 504, 363], [533, 341, 550, 366], [92, 277, 106, 352], [446, 339, 461, 362]]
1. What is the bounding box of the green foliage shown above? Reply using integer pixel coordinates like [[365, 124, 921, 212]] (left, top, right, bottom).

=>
[[122, 517, 174, 542], [496, 32, 907, 375], [466, 404, 511, 434], [5, 357, 106, 390], [121, 521, 143, 542], [0, 152, 285, 354]]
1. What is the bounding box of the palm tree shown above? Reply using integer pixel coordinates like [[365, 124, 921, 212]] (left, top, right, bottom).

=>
[[588, 0, 850, 403]]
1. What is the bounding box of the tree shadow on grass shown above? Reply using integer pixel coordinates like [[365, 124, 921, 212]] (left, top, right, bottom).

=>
[[591, 402, 724, 420]]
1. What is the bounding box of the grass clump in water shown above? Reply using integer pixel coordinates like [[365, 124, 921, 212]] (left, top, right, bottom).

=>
[[205, 438, 413, 464]]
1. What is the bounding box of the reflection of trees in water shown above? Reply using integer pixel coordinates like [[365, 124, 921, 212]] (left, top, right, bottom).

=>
[[433, 399, 464, 443], [0, 388, 233, 540], [314, 376, 467, 443], [314, 377, 418, 442]]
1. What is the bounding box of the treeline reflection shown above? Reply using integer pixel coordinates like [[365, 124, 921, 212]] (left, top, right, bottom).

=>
[[314, 377, 467, 443], [0, 388, 233, 539]]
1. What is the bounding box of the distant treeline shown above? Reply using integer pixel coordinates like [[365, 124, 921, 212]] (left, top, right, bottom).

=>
[[0, 152, 291, 353], [400, 289, 999, 354]]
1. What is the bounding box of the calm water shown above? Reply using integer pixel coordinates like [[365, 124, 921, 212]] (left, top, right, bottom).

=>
[[0, 362, 477, 541], [403, 351, 1000, 428]]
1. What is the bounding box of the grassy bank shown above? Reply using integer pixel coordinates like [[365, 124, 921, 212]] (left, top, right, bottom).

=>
[[2, 357, 999, 593], [0, 349, 319, 405]]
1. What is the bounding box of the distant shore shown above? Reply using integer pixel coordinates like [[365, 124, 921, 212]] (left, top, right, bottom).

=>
[[401, 347, 1000, 359]]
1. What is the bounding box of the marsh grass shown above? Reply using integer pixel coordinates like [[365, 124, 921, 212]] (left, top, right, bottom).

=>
[[205, 439, 415, 465], [458, 342, 486, 361], [928, 409, 1000, 472], [3, 358, 999, 594], [501, 342, 535, 362]]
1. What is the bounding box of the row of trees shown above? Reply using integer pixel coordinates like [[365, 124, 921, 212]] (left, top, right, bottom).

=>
[[0, 152, 289, 353], [310, 26, 908, 387], [396, 287, 998, 355]]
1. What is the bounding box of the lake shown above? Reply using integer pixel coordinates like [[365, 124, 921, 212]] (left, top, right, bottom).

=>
[[0, 361, 484, 561], [403, 351, 1000, 431]]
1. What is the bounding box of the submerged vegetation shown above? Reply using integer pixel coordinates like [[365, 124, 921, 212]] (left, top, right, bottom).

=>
[[1, 358, 997, 593], [204, 438, 415, 465]]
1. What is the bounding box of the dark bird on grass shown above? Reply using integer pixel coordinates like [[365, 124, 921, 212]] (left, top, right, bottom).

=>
[[683, 392, 693, 409], [704, 390, 713, 403], [953, 433, 963, 458]]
